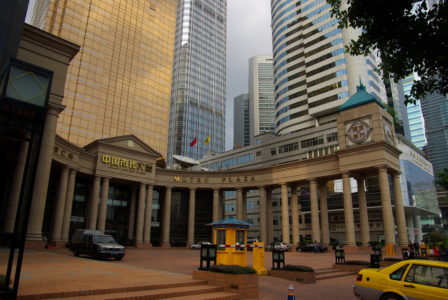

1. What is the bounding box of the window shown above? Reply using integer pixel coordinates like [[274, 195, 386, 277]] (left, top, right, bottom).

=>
[[236, 230, 245, 251], [256, 151, 262, 156], [217, 230, 226, 250], [279, 142, 299, 154], [271, 147, 277, 155], [405, 264, 448, 288], [390, 264, 409, 281]]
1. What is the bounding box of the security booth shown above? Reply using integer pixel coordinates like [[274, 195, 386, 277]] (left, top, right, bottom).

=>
[[208, 219, 251, 267]]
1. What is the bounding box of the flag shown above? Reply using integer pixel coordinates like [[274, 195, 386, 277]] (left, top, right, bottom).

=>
[[203, 136, 211, 145], [190, 137, 197, 147]]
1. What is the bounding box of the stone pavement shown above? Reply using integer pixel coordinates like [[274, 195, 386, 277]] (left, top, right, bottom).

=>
[[0, 248, 373, 299]]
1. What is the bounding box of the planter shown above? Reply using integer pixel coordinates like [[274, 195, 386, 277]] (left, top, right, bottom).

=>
[[268, 269, 316, 284], [332, 264, 368, 273], [192, 270, 259, 299]]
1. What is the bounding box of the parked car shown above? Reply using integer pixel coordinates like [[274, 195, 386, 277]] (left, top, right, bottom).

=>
[[68, 229, 125, 260], [191, 241, 211, 250], [296, 243, 328, 252], [266, 242, 290, 251], [353, 259, 448, 300]]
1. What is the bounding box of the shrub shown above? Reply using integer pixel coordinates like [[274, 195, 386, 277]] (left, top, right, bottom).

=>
[[209, 265, 257, 274], [344, 260, 370, 266], [384, 258, 402, 262], [282, 264, 314, 272]]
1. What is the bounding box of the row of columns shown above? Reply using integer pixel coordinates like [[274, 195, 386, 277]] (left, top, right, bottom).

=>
[[233, 167, 408, 247], [161, 187, 222, 247]]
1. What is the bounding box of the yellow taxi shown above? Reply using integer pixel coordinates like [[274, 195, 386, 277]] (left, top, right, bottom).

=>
[[353, 259, 448, 300]]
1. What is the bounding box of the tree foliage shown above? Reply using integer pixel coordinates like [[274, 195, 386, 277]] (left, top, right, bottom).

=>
[[436, 167, 448, 190], [328, 0, 448, 104]]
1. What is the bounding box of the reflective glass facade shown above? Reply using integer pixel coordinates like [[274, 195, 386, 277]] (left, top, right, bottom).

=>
[[270, 0, 386, 134], [403, 75, 427, 149], [168, 0, 227, 163], [234, 94, 250, 147], [249, 56, 276, 144], [30, 0, 177, 155]]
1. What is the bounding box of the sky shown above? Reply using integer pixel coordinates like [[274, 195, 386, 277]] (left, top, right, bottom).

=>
[[26, 0, 273, 151], [225, 0, 273, 150]]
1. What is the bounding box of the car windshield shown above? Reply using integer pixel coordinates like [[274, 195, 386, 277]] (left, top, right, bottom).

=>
[[94, 235, 116, 243]]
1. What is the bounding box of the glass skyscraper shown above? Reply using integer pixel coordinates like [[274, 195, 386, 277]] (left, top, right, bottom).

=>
[[270, 0, 386, 134], [249, 55, 276, 144], [30, 0, 177, 155], [403, 75, 427, 149], [233, 94, 250, 148], [168, 0, 227, 164]]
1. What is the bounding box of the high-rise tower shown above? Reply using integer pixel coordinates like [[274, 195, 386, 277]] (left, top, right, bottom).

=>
[[168, 0, 227, 164], [249, 55, 276, 144], [270, 0, 386, 134], [30, 0, 177, 155], [233, 94, 250, 148], [403, 75, 427, 149]]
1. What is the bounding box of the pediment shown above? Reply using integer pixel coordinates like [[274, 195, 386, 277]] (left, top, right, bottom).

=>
[[83, 135, 161, 158]]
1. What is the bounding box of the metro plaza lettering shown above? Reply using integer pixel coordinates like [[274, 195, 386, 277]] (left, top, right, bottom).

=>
[[173, 176, 256, 183]]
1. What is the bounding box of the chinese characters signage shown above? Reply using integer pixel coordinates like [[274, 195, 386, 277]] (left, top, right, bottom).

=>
[[101, 154, 152, 174]]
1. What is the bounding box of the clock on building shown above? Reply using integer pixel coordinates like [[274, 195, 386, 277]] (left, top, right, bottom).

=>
[[347, 120, 371, 145]]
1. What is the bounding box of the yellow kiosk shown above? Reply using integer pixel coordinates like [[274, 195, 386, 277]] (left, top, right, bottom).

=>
[[208, 219, 267, 274]]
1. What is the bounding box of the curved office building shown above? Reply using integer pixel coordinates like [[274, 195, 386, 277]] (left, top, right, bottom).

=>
[[270, 0, 387, 134]]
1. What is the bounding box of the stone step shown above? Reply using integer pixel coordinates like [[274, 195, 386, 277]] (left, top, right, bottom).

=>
[[166, 291, 240, 300], [316, 270, 356, 281], [48, 284, 236, 300], [20, 280, 209, 300]]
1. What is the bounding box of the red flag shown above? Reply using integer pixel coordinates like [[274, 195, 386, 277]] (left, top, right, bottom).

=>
[[190, 137, 197, 147]]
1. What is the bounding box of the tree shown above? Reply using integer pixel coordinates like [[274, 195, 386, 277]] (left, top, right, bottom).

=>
[[328, 0, 448, 104], [436, 167, 448, 190]]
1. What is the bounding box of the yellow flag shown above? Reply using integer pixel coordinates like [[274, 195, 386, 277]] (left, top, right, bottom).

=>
[[203, 136, 211, 145]]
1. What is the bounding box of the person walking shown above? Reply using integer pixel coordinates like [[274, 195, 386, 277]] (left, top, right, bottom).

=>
[[433, 246, 440, 261], [413, 241, 420, 256]]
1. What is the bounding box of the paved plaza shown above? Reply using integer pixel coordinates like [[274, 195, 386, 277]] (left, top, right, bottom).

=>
[[0, 247, 371, 299]]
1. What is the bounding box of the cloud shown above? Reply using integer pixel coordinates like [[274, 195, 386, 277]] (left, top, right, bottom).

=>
[[226, 0, 272, 150]]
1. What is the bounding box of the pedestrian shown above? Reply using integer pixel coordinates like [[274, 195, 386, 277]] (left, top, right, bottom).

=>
[[313, 241, 320, 253], [433, 246, 440, 261], [413, 241, 420, 256]]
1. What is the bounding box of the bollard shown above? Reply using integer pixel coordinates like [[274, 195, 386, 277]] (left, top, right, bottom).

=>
[[286, 284, 296, 300]]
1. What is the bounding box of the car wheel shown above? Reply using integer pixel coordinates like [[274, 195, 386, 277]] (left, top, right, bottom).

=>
[[73, 249, 80, 257], [380, 293, 403, 300], [115, 255, 124, 261]]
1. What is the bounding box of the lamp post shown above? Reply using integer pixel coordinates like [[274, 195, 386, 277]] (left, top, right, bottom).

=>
[[0, 58, 52, 299]]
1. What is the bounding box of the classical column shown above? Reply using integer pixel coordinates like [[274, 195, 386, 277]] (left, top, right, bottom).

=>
[[342, 173, 356, 246], [290, 185, 300, 246], [236, 188, 243, 220], [127, 186, 137, 240], [242, 190, 247, 221], [97, 177, 110, 233], [415, 216, 423, 243], [212, 188, 220, 222], [259, 186, 267, 243], [161, 186, 172, 247], [319, 181, 330, 245], [27, 105, 63, 240], [87, 176, 101, 230], [187, 188, 196, 246], [143, 184, 153, 244], [50, 166, 69, 241], [61, 169, 77, 241], [378, 167, 395, 245], [393, 172, 408, 246], [310, 179, 321, 243], [281, 183, 290, 244], [135, 183, 146, 244], [266, 189, 273, 244], [357, 178, 370, 246], [3, 141, 29, 233], [407, 214, 415, 243]]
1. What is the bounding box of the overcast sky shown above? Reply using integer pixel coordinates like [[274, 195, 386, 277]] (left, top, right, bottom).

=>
[[26, 0, 273, 151], [226, 0, 272, 150]]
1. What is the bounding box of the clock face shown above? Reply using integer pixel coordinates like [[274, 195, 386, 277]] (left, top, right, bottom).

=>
[[384, 121, 393, 144], [347, 120, 370, 144]]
